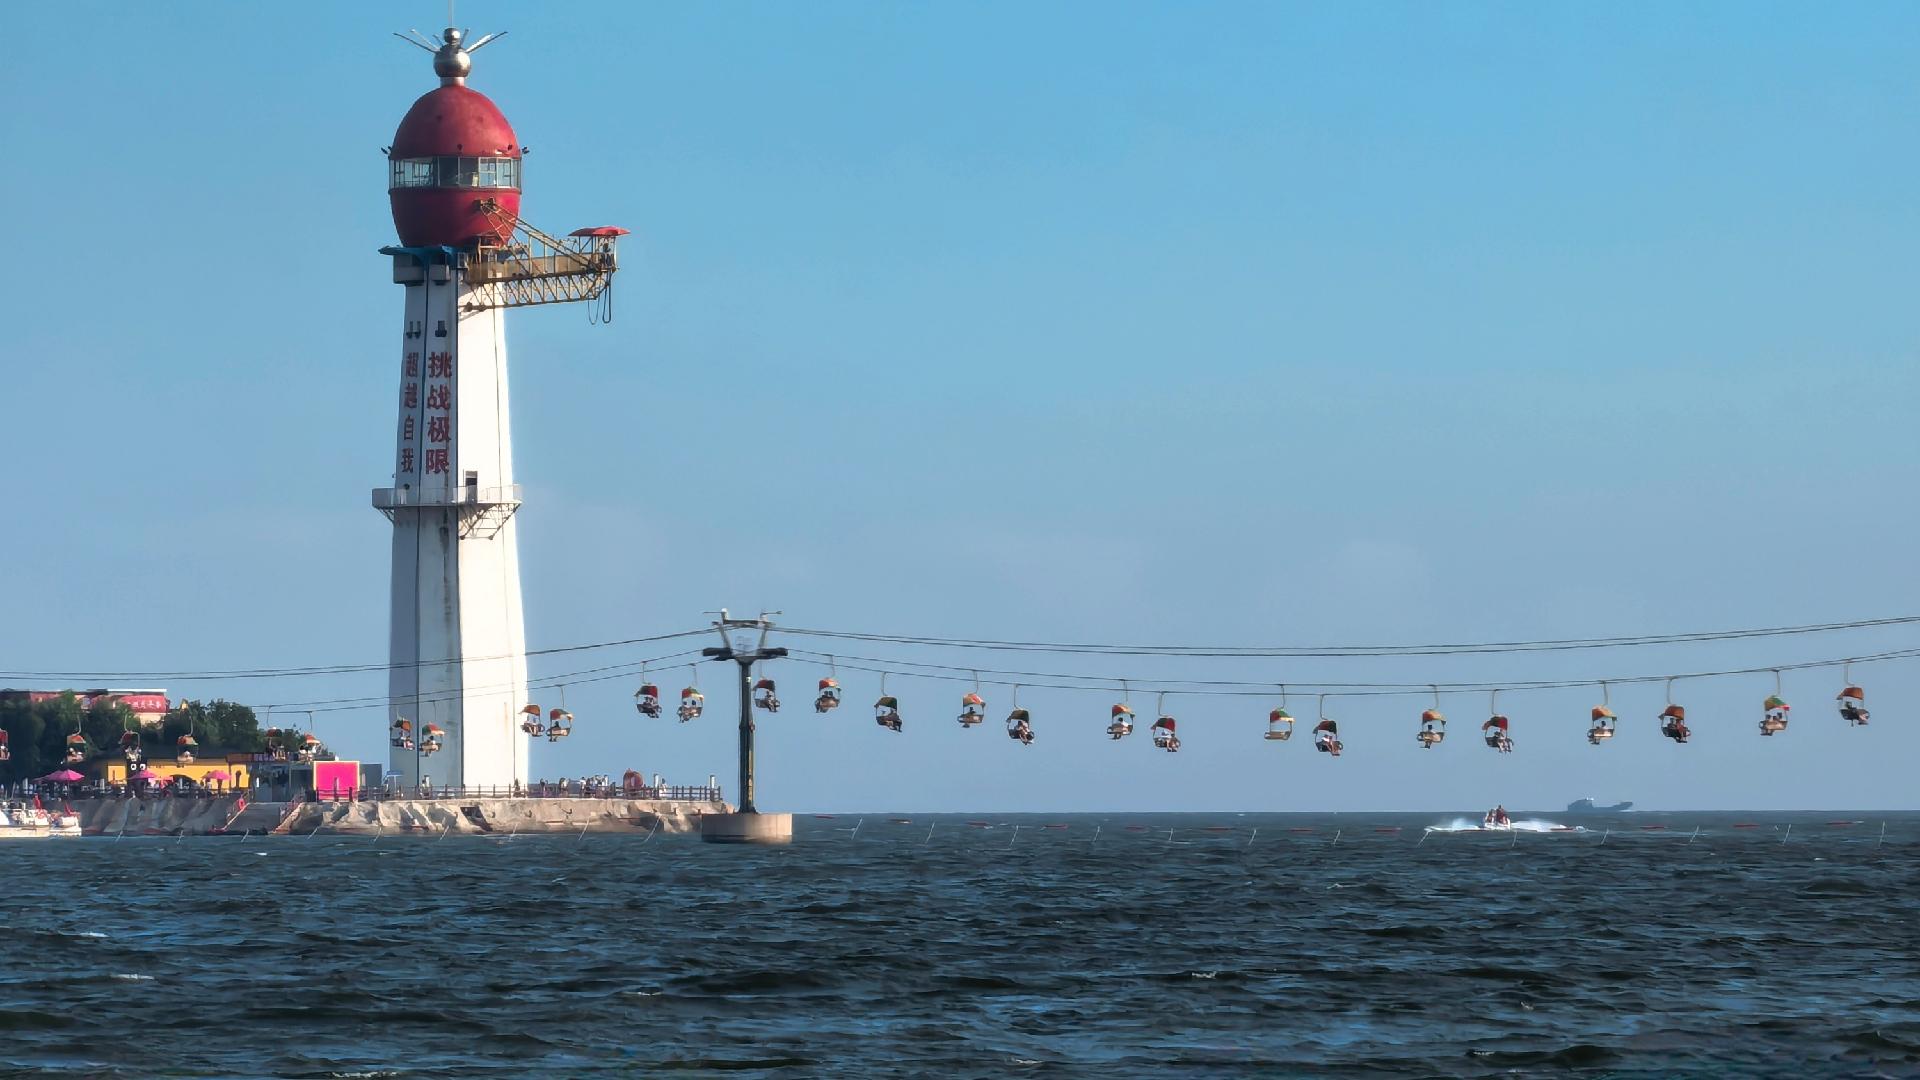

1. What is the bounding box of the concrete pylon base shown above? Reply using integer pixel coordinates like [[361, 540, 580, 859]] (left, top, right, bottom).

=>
[[699, 811, 794, 844]]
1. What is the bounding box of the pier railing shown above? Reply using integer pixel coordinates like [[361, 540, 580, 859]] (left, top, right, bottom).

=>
[[13, 783, 724, 804], [333, 785, 725, 803]]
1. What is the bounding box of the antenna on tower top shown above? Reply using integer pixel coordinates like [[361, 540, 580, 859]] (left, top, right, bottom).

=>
[[393, 21, 506, 87]]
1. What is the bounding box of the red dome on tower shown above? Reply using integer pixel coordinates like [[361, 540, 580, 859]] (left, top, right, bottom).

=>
[[387, 34, 523, 248]]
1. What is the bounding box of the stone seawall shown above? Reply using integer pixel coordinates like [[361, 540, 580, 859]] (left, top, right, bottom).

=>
[[70, 797, 728, 836], [73, 796, 253, 836]]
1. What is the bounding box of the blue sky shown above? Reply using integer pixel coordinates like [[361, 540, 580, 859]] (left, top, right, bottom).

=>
[[3, 2, 1916, 811]]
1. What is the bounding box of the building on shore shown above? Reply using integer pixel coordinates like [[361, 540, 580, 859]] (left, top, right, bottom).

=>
[[92, 757, 255, 790], [85, 755, 380, 802], [0, 689, 170, 725]]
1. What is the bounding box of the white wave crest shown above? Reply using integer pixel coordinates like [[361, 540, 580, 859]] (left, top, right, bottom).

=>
[[1425, 817, 1584, 834]]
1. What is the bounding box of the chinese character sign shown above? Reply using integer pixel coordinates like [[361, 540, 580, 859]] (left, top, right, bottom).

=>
[[396, 294, 458, 489], [395, 341, 422, 484], [423, 348, 454, 484]]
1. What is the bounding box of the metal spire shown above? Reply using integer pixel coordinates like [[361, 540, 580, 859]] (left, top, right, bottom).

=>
[[394, 25, 506, 86]]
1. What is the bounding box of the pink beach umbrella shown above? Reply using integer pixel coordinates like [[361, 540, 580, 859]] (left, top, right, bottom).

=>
[[131, 768, 160, 782], [41, 769, 85, 783], [203, 770, 231, 781]]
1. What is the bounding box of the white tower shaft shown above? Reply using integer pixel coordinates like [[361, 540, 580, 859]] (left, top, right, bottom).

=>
[[375, 251, 529, 791]]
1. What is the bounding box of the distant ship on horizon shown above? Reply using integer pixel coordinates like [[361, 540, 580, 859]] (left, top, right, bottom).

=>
[[1567, 797, 1634, 813]]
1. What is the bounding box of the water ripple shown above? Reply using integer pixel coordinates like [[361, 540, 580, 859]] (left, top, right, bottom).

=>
[[0, 811, 1914, 1076]]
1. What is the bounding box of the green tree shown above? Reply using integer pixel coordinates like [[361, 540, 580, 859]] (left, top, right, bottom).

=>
[[82, 702, 135, 759], [152, 699, 265, 759], [37, 694, 85, 774], [0, 699, 48, 783], [0, 693, 88, 783]]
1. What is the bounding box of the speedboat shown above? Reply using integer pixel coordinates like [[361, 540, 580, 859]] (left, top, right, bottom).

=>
[[0, 803, 51, 839]]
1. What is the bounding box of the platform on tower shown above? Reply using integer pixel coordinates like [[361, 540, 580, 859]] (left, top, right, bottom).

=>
[[371, 483, 523, 537]]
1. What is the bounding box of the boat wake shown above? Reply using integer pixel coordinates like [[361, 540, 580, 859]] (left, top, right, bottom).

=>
[[1425, 817, 1585, 834]]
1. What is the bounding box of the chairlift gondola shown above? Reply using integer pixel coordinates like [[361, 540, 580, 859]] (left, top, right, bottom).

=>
[[959, 673, 987, 728], [678, 687, 704, 723], [1005, 686, 1034, 746], [1837, 663, 1869, 726], [875, 674, 902, 732], [520, 703, 545, 736], [635, 683, 663, 718], [1588, 683, 1616, 745], [815, 657, 841, 713], [391, 717, 415, 749], [1150, 716, 1179, 753], [815, 678, 841, 714], [1481, 690, 1513, 753], [422, 723, 445, 756], [175, 734, 197, 765], [1313, 696, 1342, 756], [677, 667, 704, 722], [1760, 697, 1789, 736], [1150, 693, 1179, 752], [635, 666, 663, 718], [1106, 680, 1135, 739], [1266, 686, 1294, 741], [1418, 688, 1446, 749], [753, 677, 780, 713], [1313, 720, 1342, 756], [1837, 686, 1869, 726], [957, 692, 987, 728], [547, 707, 574, 742], [1757, 671, 1790, 736], [1480, 715, 1512, 753], [1660, 679, 1690, 743]]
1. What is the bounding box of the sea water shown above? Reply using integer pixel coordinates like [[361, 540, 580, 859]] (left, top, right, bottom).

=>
[[1, 811, 1915, 1077]]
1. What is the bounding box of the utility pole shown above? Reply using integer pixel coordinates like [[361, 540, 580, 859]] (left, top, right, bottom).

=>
[[701, 609, 786, 814]]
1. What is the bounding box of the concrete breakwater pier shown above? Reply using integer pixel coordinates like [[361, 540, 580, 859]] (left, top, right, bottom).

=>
[[68, 796, 730, 837]]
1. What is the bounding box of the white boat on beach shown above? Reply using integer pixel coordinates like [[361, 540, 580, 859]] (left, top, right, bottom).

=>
[[0, 802, 82, 839], [0, 802, 52, 839]]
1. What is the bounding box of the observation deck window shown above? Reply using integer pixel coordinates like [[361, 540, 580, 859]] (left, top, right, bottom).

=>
[[389, 156, 521, 191]]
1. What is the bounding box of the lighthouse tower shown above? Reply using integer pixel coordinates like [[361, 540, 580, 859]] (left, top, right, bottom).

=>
[[373, 28, 624, 791]]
